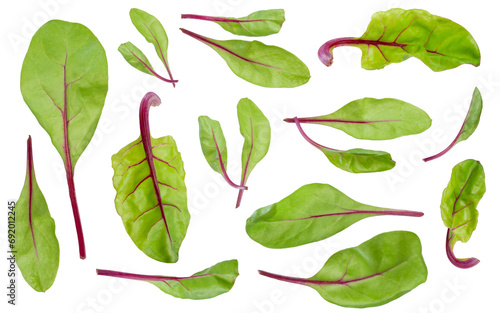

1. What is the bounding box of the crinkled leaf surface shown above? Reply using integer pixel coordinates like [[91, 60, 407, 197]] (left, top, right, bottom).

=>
[[259, 231, 427, 308], [247, 183, 422, 248], [98, 259, 238, 300], [15, 137, 60, 292], [236, 98, 271, 207], [319, 8, 480, 71], [130, 8, 175, 82], [182, 9, 285, 36], [424, 88, 483, 161], [441, 159, 485, 268], [288, 98, 431, 140], [112, 93, 189, 263], [181, 28, 310, 88]]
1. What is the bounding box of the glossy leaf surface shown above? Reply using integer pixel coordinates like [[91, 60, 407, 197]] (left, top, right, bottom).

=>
[[130, 8, 176, 84], [15, 137, 60, 292], [259, 231, 427, 308], [112, 93, 189, 263], [180, 28, 310, 88], [318, 8, 480, 71], [97, 259, 238, 299], [236, 98, 271, 207], [181, 9, 285, 36], [286, 98, 431, 140], [247, 183, 423, 248], [424, 88, 482, 161], [292, 118, 395, 173], [441, 159, 485, 268], [20, 19, 108, 259]]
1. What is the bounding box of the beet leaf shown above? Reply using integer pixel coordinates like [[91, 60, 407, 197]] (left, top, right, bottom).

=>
[[180, 28, 310, 88], [14, 137, 60, 292], [285, 97, 431, 140], [318, 8, 480, 71], [181, 9, 285, 37], [111, 92, 189, 263], [424, 88, 482, 162], [236, 98, 271, 208], [259, 231, 427, 308], [97, 259, 238, 299], [20, 20, 108, 259], [441, 159, 485, 268], [246, 183, 423, 249], [292, 118, 395, 173]]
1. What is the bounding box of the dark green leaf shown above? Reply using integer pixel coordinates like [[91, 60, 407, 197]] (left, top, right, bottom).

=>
[[111, 93, 189, 263], [259, 231, 427, 308], [15, 137, 59, 292], [247, 183, 423, 248], [180, 28, 310, 88], [441, 159, 485, 268], [181, 9, 285, 36], [286, 97, 431, 140], [97, 259, 238, 299], [20, 19, 108, 259], [319, 8, 480, 71]]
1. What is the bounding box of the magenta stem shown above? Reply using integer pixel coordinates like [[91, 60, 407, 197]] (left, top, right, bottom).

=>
[[445, 229, 480, 269], [181, 14, 268, 23], [97, 269, 181, 282], [293, 117, 338, 151], [211, 130, 247, 191], [284, 118, 400, 124], [258, 270, 309, 285]]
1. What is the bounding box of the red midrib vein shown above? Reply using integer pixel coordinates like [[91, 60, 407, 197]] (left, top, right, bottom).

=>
[[280, 208, 423, 222], [286, 118, 402, 124], [27, 137, 39, 260], [180, 28, 281, 70], [236, 118, 254, 208], [143, 22, 175, 86], [96, 269, 217, 282], [181, 14, 272, 24], [139, 94, 172, 246]]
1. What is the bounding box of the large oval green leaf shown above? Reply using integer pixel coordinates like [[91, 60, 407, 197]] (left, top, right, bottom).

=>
[[247, 183, 422, 248], [15, 137, 59, 292], [259, 231, 427, 308], [441, 159, 485, 268], [319, 8, 480, 71]]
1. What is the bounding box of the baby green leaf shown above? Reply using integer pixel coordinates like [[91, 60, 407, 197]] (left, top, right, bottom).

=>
[[247, 183, 423, 248], [118, 42, 178, 84], [292, 118, 395, 173], [259, 231, 427, 308], [97, 259, 238, 299], [20, 19, 108, 259], [319, 8, 480, 71], [441, 159, 485, 268], [180, 28, 310, 88], [130, 8, 176, 84], [236, 98, 271, 208], [424, 88, 482, 162], [181, 9, 285, 37], [112, 93, 190, 263], [198, 116, 245, 190], [15, 137, 60, 292], [285, 98, 431, 140]]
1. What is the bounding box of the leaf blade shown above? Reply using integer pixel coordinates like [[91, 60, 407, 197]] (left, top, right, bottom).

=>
[[246, 183, 423, 249], [180, 28, 310, 88], [15, 137, 60, 292]]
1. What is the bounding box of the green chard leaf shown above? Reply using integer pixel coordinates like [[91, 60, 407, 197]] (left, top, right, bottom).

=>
[[181, 9, 285, 37], [20, 19, 108, 259], [424, 88, 482, 162], [129, 8, 176, 85], [118, 42, 178, 84], [291, 118, 395, 173], [319, 8, 480, 71], [198, 116, 245, 190], [259, 231, 427, 308], [180, 28, 310, 88], [285, 97, 431, 140], [112, 93, 190, 263], [441, 159, 485, 268], [246, 183, 423, 248], [15, 137, 60, 292], [97, 259, 238, 299], [236, 98, 271, 208]]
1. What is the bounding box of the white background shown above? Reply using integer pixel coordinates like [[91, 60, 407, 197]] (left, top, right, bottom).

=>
[[1, 0, 499, 312]]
